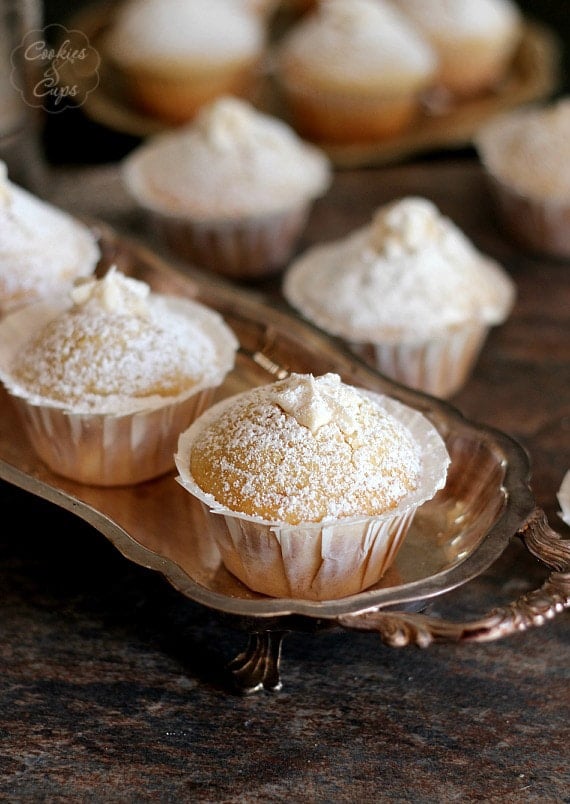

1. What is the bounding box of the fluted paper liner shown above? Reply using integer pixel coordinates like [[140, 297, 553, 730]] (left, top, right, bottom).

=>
[[121, 112, 331, 279], [141, 204, 311, 280], [175, 389, 450, 600], [484, 172, 570, 259], [349, 322, 489, 398], [0, 296, 238, 486]]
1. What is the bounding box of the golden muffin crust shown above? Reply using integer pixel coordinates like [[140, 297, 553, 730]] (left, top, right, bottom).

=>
[[189, 373, 421, 525], [14, 308, 201, 403], [10, 267, 232, 413]]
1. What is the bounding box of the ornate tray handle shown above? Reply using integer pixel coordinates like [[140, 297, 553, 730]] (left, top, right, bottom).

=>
[[337, 508, 570, 647], [229, 509, 569, 693]]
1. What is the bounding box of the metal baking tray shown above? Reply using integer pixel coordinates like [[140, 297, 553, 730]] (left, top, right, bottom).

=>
[[1, 224, 568, 693]]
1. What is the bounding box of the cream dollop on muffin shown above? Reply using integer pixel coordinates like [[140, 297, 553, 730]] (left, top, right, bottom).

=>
[[0, 267, 239, 485], [283, 197, 516, 396], [122, 96, 332, 278], [0, 161, 100, 316], [175, 372, 450, 599]]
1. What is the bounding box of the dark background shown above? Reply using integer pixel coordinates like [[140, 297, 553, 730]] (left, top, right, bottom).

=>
[[39, 0, 570, 167]]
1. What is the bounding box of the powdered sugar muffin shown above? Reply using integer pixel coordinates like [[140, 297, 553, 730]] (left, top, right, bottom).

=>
[[175, 372, 450, 600], [0, 161, 100, 317], [283, 197, 516, 398], [0, 267, 238, 486], [122, 96, 332, 279], [240, 0, 279, 19], [274, 0, 438, 144], [392, 0, 523, 99], [475, 98, 570, 258], [103, 0, 266, 124]]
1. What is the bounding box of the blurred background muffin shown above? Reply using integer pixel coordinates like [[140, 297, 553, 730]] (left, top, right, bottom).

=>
[[242, 0, 281, 19], [392, 0, 524, 100], [103, 0, 267, 125], [0, 161, 100, 317], [283, 197, 516, 398], [475, 97, 570, 258], [0, 267, 238, 486], [274, 0, 438, 144], [121, 96, 332, 280]]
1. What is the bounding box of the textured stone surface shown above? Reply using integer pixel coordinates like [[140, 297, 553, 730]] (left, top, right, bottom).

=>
[[1, 161, 569, 802]]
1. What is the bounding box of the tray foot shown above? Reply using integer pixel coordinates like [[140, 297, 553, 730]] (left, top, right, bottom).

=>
[[228, 631, 289, 694]]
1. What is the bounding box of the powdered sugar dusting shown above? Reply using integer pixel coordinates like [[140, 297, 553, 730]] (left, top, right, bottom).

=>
[[392, 0, 522, 39], [188, 373, 424, 525], [123, 96, 331, 218], [0, 162, 100, 312], [5, 268, 238, 414], [278, 0, 437, 86], [105, 0, 265, 65], [477, 98, 570, 201], [283, 196, 515, 341]]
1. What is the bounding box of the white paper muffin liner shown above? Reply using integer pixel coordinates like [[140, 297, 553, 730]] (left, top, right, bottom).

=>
[[0, 295, 238, 486], [484, 173, 570, 259], [475, 102, 570, 259], [146, 204, 311, 280], [9, 389, 216, 486], [349, 321, 490, 398], [175, 389, 450, 600]]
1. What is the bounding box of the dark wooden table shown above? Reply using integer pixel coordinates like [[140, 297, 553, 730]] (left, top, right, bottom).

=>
[[1, 160, 569, 802]]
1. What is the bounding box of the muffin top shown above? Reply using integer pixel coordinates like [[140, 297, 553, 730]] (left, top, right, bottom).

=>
[[283, 196, 516, 342], [476, 98, 570, 202], [122, 96, 332, 219], [392, 0, 522, 43], [178, 372, 450, 525], [104, 0, 265, 70], [276, 0, 437, 94], [0, 162, 100, 315], [0, 267, 238, 414]]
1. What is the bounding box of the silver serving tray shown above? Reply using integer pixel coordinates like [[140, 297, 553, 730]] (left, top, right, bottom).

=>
[[1, 224, 569, 693]]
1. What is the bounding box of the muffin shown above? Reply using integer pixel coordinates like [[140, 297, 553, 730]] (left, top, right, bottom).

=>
[[274, 0, 438, 145], [392, 0, 523, 100], [103, 0, 267, 125], [240, 0, 280, 19], [175, 372, 450, 600], [283, 197, 516, 398], [0, 267, 239, 486], [475, 98, 570, 259], [0, 161, 100, 317], [122, 95, 332, 280]]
